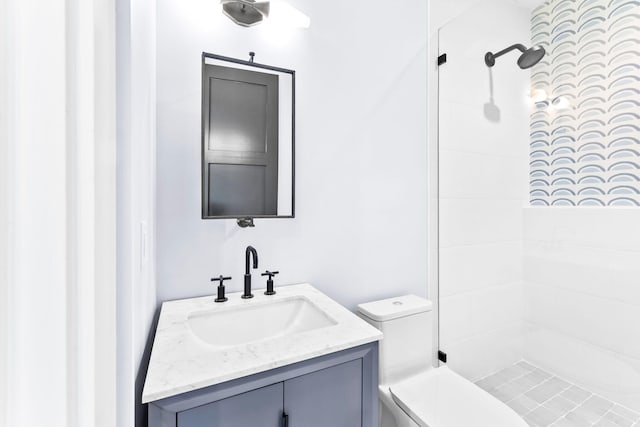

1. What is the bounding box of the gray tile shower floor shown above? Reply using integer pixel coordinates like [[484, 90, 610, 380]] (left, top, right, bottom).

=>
[[475, 361, 640, 427]]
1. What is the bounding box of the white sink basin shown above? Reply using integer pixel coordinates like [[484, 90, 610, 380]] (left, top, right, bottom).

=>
[[143, 284, 383, 403], [187, 296, 338, 348]]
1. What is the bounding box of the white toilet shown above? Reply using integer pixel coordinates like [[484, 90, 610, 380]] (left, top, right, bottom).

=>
[[357, 295, 528, 427]]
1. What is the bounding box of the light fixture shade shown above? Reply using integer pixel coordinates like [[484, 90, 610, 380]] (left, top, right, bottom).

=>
[[221, 0, 270, 27]]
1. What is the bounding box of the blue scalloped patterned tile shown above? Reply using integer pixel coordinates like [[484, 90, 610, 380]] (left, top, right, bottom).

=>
[[529, 0, 640, 207]]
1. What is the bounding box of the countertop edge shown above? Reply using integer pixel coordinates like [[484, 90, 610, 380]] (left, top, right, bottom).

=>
[[142, 332, 382, 403]]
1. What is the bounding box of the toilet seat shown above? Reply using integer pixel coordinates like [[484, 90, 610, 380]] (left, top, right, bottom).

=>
[[389, 367, 528, 427]]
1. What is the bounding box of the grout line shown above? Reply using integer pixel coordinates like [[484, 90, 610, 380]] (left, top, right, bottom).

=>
[[438, 196, 526, 201], [517, 377, 573, 424], [438, 145, 528, 160], [440, 239, 523, 250], [523, 238, 640, 255], [600, 406, 639, 426], [523, 279, 640, 308], [475, 358, 535, 384], [440, 239, 525, 250], [441, 280, 525, 299]]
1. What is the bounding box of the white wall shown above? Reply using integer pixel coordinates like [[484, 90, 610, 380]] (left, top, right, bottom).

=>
[[523, 208, 640, 411], [2, 1, 118, 426], [116, 0, 157, 425], [0, 1, 10, 422], [434, 0, 531, 381], [3, 1, 69, 425], [155, 0, 428, 309]]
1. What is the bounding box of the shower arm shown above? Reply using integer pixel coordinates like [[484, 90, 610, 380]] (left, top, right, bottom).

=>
[[485, 44, 526, 67], [492, 43, 526, 58]]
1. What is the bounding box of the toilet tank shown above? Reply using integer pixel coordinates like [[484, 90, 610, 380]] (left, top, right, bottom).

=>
[[357, 295, 433, 385]]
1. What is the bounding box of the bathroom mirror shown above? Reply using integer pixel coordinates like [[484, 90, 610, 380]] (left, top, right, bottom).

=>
[[201, 52, 295, 220]]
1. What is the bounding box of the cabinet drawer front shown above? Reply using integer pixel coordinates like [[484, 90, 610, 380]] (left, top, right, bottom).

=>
[[178, 382, 283, 427], [284, 359, 363, 427]]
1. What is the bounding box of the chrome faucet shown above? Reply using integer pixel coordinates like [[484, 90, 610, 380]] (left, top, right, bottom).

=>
[[243, 246, 258, 299]]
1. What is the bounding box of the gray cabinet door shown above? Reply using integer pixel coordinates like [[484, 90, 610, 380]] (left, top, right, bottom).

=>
[[177, 382, 283, 427], [284, 359, 363, 427]]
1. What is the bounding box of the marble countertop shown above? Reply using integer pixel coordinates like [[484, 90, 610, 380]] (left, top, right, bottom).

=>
[[142, 283, 383, 403]]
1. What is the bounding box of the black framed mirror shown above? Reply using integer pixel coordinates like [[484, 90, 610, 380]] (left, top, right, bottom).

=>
[[201, 52, 295, 221]]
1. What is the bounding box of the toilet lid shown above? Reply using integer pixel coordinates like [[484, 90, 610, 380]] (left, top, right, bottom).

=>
[[389, 367, 528, 427]]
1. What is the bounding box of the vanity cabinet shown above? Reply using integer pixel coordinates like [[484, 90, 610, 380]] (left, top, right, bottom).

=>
[[284, 358, 362, 426], [148, 342, 378, 427], [178, 383, 284, 427]]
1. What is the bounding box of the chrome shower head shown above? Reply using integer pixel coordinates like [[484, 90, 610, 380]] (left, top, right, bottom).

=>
[[517, 46, 546, 69], [485, 44, 546, 69]]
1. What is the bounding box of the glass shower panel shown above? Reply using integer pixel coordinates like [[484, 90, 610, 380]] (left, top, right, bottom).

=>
[[437, 0, 531, 382]]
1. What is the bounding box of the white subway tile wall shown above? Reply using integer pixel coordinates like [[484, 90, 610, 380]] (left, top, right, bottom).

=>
[[523, 207, 640, 412]]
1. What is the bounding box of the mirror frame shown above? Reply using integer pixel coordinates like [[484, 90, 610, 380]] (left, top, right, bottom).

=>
[[201, 52, 295, 220]]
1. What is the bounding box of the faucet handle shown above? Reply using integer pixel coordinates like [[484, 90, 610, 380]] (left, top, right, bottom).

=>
[[262, 271, 279, 295], [261, 270, 279, 278], [211, 275, 231, 302]]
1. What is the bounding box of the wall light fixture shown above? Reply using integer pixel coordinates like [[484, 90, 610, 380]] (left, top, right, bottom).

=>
[[220, 0, 310, 28]]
